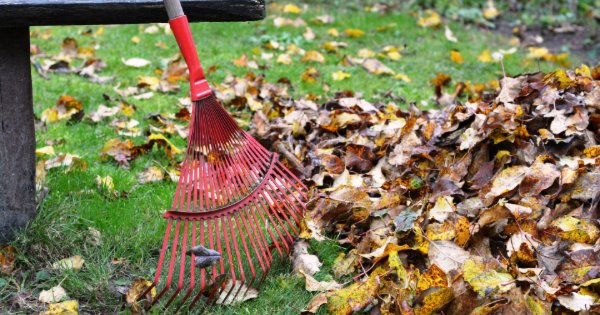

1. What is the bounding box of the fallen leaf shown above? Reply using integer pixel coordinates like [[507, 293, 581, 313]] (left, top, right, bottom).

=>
[[428, 240, 470, 273], [450, 49, 464, 64], [124, 279, 156, 313], [557, 292, 596, 312], [39, 285, 68, 303], [122, 57, 151, 68], [52, 255, 85, 271], [362, 58, 394, 75], [302, 292, 328, 314], [0, 246, 16, 274], [216, 280, 258, 305], [293, 241, 322, 276], [344, 28, 365, 38], [300, 271, 342, 292], [444, 25, 457, 42], [137, 167, 164, 184], [418, 10, 441, 28], [332, 71, 351, 81], [43, 300, 79, 315], [463, 257, 515, 297]]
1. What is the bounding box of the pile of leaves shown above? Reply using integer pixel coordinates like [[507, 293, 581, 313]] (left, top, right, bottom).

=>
[[225, 65, 600, 314]]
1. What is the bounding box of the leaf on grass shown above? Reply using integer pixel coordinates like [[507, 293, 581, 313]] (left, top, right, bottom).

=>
[[36, 146, 56, 157], [450, 50, 464, 64], [478, 49, 493, 63], [122, 58, 151, 68], [45, 153, 87, 172], [418, 10, 441, 28], [344, 28, 365, 38], [216, 280, 258, 305], [0, 246, 16, 274], [302, 50, 325, 63], [293, 241, 322, 276], [283, 4, 302, 14], [39, 285, 68, 303], [300, 270, 342, 292], [43, 300, 79, 315], [302, 292, 328, 314], [362, 58, 394, 75], [332, 71, 351, 81], [137, 167, 164, 184], [52, 255, 85, 271], [444, 25, 457, 42], [124, 279, 156, 313]]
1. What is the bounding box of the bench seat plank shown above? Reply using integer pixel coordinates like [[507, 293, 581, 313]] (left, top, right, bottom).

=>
[[0, 0, 265, 27]]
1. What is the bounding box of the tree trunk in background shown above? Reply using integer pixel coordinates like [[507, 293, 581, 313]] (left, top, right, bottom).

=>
[[0, 27, 36, 244]]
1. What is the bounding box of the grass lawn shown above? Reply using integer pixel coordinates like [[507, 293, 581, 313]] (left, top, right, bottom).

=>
[[1, 1, 578, 314]]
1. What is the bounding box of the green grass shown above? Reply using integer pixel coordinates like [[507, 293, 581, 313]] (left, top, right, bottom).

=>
[[0, 1, 578, 314]]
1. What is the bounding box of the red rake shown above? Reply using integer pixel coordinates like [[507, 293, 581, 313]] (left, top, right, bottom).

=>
[[138, 0, 307, 312]]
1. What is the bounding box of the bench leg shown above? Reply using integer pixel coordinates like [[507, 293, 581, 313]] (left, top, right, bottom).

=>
[[0, 27, 36, 244]]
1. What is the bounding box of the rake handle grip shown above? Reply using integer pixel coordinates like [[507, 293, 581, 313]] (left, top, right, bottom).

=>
[[164, 0, 212, 100]]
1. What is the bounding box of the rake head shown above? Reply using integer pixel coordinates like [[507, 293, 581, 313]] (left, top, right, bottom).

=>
[[140, 95, 307, 312]]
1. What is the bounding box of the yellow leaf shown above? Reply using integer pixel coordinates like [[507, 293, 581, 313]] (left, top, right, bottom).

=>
[[327, 267, 385, 315], [137, 76, 160, 90], [283, 4, 302, 14], [52, 255, 85, 271], [130, 36, 140, 44], [332, 71, 351, 81], [41, 108, 59, 123], [416, 264, 448, 295], [43, 300, 79, 315], [551, 216, 600, 244], [276, 53, 292, 65], [302, 50, 325, 63], [149, 133, 182, 155], [449, 49, 464, 64], [36, 146, 56, 157], [301, 67, 320, 83], [138, 167, 164, 184], [328, 28, 339, 37], [344, 28, 365, 38], [483, 1, 500, 20], [414, 287, 454, 315], [387, 51, 402, 60], [125, 279, 156, 313], [576, 64, 591, 77], [394, 73, 411, 82], [418, 10, 441, 28], [478, 49, 493, 63], [463, 257, 515, 297], [527, 47, 550, 59]]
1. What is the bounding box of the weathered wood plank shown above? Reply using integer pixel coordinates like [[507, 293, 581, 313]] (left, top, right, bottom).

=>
[[0, 27, 36, 244], [0, 0, 265, 26]]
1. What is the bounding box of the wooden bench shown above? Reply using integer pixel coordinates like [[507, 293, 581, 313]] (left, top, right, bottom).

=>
[[0, 0, 265, 243]]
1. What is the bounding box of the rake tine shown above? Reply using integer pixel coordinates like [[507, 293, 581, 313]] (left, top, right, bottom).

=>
[[254, 195, 292, 254], [215, 215, 239, 305], [173, 221, 197, 312], [163, 220, 189, 308], [152, 220, 182, 306]]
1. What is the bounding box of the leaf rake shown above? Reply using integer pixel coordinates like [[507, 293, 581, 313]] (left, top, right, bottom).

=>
[[137, 0, 307, 312]]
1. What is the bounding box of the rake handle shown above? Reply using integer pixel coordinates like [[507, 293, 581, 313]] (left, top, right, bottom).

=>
[[163, 0, 211, 100]]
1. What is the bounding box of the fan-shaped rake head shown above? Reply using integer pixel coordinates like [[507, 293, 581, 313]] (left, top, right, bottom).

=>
[[138, 95, 307, 312]]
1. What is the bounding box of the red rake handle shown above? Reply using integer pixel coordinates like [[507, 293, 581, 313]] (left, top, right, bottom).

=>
[[164, 0, 211, 101]]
